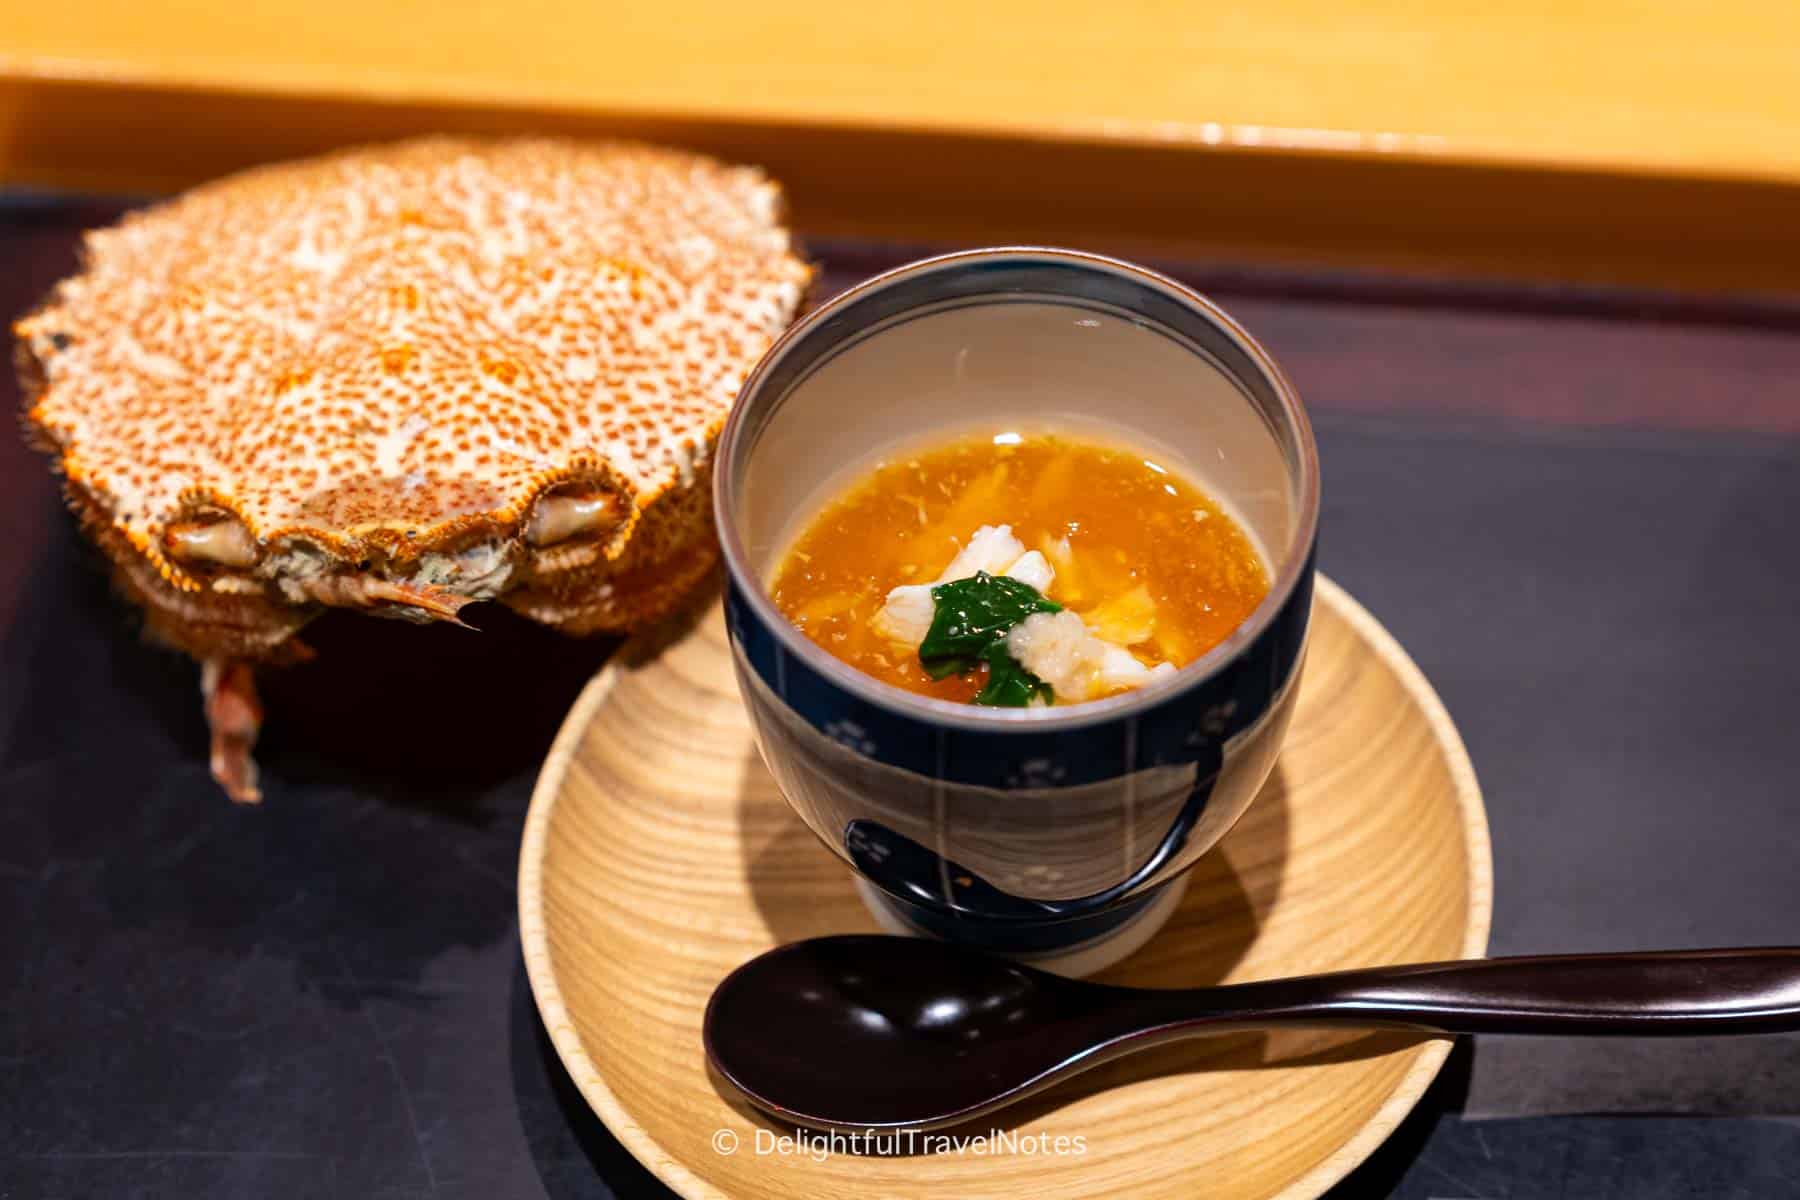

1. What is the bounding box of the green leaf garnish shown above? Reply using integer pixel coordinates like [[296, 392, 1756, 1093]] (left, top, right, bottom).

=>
[[919, 571, 1060, 707], [973, 640, 1054, 707]]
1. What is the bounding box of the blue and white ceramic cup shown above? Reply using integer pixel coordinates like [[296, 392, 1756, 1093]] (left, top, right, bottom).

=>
[[714, 248, 1319, 975]]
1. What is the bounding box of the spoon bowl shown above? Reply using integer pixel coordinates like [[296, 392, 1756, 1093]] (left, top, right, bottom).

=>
[[705, 934, 1146, 1130]]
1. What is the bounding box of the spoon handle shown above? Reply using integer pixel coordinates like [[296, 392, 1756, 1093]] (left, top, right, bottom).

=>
[[1185, 948, 1800, 1036]]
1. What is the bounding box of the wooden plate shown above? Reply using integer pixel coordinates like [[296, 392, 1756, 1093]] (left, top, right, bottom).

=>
[[518, 574, 1493, 1199]]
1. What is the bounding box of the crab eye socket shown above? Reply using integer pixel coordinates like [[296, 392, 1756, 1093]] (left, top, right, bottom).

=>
[[164, 511, 260, 568], [527, 490, 624, 547]]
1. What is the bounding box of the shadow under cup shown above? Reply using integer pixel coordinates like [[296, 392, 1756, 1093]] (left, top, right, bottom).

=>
[[714, 249, 1319, 969]]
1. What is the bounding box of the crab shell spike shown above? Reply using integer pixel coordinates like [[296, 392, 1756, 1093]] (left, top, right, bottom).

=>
[[164, 513, 260, 568], [527, 490, 626, 547]]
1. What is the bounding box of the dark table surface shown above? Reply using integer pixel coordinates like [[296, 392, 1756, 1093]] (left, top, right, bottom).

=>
[[4, 198, 1800, 1199]]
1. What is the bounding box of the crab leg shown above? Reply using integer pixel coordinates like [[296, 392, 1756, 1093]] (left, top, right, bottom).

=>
[[201, 659, 263, 805], [296, 575, 477, 628]]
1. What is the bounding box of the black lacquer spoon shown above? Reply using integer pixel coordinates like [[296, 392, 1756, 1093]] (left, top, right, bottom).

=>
[[704, 935, 1800, 1133]]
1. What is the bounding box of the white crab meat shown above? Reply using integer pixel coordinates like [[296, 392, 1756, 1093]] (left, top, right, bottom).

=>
[[873, 525, 1046, 647], [868, 521, 1172, 703], [1006, 611, 1105, 699], [871, 584, 937, 645], [1096, 645, 1179, 693], [937, 524, 1027, 582], [1003, 549, 1054, 593], [1007, 610, 1177, 702]]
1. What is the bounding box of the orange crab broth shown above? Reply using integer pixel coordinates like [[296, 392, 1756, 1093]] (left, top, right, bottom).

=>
[[768, 429, 1270, 705]]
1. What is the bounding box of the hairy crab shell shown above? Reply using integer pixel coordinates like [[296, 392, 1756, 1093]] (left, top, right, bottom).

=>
[[15, 136, 811, 802]]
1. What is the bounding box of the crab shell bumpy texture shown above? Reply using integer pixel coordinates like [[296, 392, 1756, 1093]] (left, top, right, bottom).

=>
[[14, 137, 812, 664]]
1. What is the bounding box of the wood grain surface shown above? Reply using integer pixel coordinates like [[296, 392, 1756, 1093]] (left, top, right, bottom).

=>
[[517, 574, 1494, 1200], [6, 3, 1800, 291], [10, 1, 1799, 180]]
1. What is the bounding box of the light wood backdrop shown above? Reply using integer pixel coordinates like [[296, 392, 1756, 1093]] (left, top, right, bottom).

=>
[[5, 1, 1799, 292]]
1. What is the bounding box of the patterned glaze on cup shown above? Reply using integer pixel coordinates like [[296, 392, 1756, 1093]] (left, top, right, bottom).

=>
[[714, 249, 1318, 966]]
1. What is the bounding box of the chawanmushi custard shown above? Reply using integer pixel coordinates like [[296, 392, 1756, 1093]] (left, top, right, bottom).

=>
[[770, 430, 1270, 707]]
